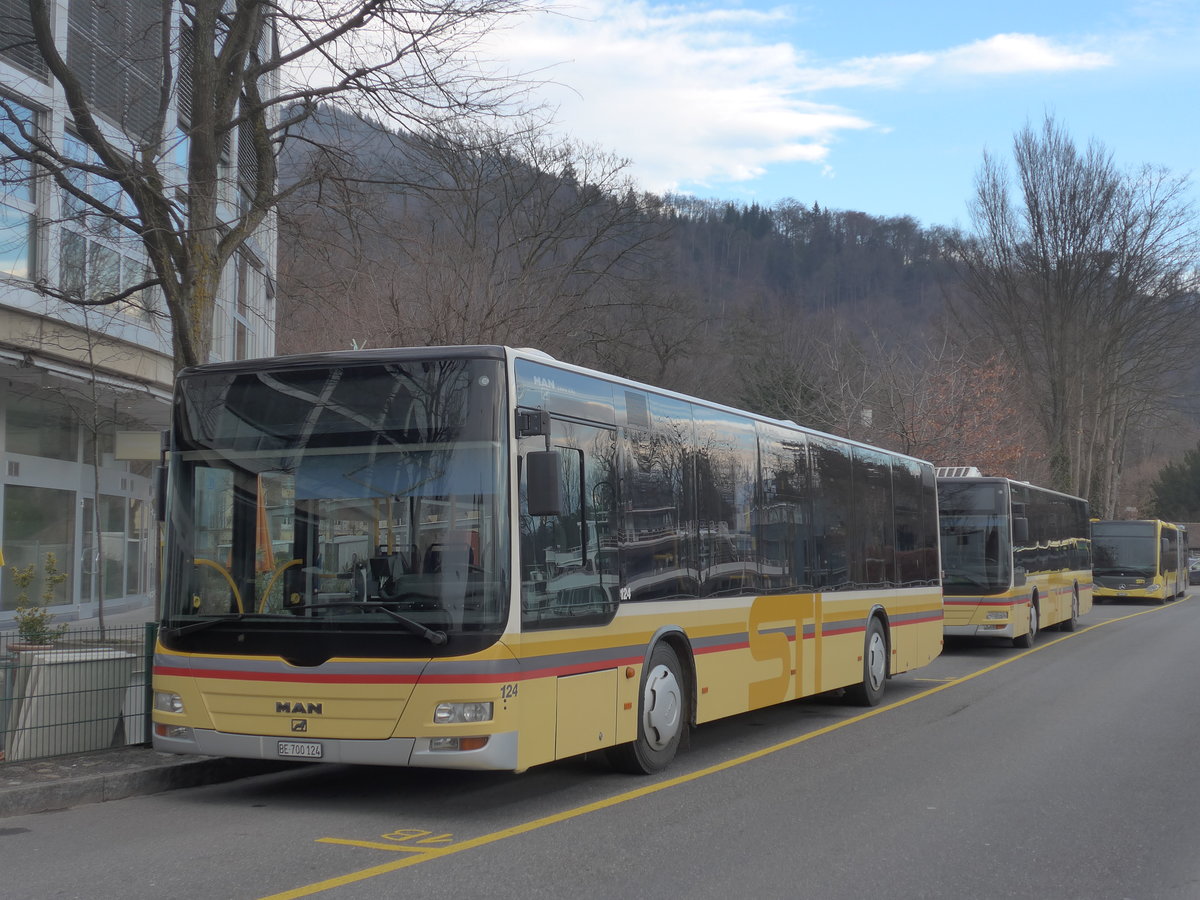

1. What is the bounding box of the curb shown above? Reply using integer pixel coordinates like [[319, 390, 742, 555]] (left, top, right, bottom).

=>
[[0, 753, 294, 818]]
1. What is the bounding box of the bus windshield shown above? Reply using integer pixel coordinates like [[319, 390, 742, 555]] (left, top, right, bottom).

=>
[[1092, 523, 1157, 577], [160, 357, 509, 660], [937, 481, 1013, 594]]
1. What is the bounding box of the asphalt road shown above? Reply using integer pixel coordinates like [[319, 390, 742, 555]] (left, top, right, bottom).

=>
[[3, 595, 1198, 900]]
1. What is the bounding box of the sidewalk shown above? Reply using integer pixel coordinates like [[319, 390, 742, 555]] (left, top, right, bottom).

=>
[[0, 745, 295, 818], [1, 600, 296, 818]]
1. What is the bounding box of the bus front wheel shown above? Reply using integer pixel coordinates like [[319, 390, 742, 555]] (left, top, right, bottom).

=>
[[844, 617, 887, 707], [607, 642, 686, 775], [1013, 600, 1038, 648], [1060, 589, 1080, 632]]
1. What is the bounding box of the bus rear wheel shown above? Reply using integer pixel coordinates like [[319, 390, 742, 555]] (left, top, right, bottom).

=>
[[607, 642, 686, 774], [844, 617, 887, 707]]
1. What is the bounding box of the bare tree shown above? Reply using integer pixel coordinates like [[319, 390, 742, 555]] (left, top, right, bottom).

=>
[[1, 0, 536, 371], [871, 329, 1046, 478], [278, 120, 670, 361], [956, 115, 1200, 503], [734, 313, 882, 441]]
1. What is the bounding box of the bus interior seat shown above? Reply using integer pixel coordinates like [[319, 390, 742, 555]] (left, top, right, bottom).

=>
[[424, 533, 477, 573]]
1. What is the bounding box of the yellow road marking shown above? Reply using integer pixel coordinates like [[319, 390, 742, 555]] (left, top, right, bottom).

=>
[[316, 839, 449, 854], [259, 600, 1180, 899]]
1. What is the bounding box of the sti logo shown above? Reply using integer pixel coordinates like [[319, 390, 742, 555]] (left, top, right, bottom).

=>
[[276, 701, 323, 715]]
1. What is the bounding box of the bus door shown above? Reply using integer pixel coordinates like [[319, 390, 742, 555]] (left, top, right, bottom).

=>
[[518, 416, 622, 758]]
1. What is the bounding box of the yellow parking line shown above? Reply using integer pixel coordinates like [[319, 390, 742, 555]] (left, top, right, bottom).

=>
[[259, 599, 1180, 900]]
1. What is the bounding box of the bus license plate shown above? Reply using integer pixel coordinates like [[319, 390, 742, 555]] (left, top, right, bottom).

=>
[[278, 740, 323, 759]]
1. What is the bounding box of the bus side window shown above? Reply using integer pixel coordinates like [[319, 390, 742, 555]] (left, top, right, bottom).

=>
[[519, 425, 619, 630]]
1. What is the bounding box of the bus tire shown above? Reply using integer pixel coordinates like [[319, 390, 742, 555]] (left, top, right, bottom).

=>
[[1013, 599, 1038, 648], [843, 617, 887, 707], [607, 642, 686, 775], [1060, 588, 1080, 632]]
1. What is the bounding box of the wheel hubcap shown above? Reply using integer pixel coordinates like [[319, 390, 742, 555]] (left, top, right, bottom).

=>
[[866, 631, 886, 691], [643, 664, 682, 750]]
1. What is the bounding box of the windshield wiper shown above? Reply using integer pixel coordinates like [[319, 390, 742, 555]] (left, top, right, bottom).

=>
[[162, 613, 258, 638], [163, 604, 449, 646], [301, 601, 448, 645]]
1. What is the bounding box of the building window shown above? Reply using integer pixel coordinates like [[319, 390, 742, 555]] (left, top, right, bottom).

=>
[[1, 485, 75, 612], [0, 0, 50, 79], [59, 133, 159, 319], [211, 299, 227, 361], [127, 497, 148, 594], [66, 0, 163, 139], [0, 99, 38, 280], [6, 395, 78, 461], [100, 494, 127, 601], [233, 253, 265, 360]]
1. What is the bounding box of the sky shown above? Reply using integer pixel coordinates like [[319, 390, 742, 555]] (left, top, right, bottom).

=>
[[482, 0, 1200, 229]]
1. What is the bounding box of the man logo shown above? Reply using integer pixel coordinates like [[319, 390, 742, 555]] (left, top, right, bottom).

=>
[[276, 701, 323, 714], [291, 720, 308, 733]]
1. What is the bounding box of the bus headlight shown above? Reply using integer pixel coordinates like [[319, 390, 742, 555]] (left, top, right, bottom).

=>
[[1147, 584, 1161, 592], [434, 701, 494, 724], [986, 611, 1007, 620], [154, 691, 185, 713]]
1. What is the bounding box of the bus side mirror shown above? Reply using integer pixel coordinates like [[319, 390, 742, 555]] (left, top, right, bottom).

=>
[[1013, 517, 1029, 543], [526, 451, 563, 517]]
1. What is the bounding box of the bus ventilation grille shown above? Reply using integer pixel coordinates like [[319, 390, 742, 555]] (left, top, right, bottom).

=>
[[935, 466, 982, 478]]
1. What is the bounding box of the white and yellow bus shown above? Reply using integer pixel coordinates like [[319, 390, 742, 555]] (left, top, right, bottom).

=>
[[1092, 519, 1187, 603], [152, 346, 942, 774], [937, 469, 1092, 648]]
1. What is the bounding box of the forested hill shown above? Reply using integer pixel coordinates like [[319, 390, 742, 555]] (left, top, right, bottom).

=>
[[658, 196, 960, 342], [276, 106, 965, 403]]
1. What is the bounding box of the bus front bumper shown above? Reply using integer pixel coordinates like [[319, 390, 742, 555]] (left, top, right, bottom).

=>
[[943, 622, 1016, 638], [153, 727, 521, 771]]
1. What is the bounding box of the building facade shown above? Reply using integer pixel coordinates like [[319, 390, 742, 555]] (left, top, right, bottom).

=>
[[0, 0, 276, 626]]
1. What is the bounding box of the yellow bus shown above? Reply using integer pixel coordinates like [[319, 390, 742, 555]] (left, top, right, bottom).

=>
[[152, 346, 942, 774], [1092, 519, 1187, 603], [937, 469, 1093, 648]]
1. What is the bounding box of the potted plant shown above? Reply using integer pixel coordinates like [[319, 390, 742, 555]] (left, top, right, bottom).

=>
[[9, 553, 69, 649]]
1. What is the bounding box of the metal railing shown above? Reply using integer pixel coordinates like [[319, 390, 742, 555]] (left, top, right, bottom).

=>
[[0, 624, 157, 764]]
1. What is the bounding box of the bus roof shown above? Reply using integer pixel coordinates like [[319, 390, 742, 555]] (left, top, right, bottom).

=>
[[936, 473, 1089, 505], [176, 344, 936, 469]]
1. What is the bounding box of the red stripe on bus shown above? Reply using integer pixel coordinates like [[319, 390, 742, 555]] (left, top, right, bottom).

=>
[[154, 666, 419, 684], [157, 657, 645, 685], [897, 614, 944, 625], [155, 610, 941, 686], [695, 640, 750, 655], [943, 598, 1027, 607]]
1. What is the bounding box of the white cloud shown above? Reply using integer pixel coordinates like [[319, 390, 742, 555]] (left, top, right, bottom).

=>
[[485, 2, 1118, 194], [938, 33, 1112, 74]]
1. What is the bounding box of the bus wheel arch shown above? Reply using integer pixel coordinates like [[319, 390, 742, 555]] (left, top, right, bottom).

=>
[[607, 632, 691, 774], [844, 610, 889, 707], [1013, 591, 1039, 648]]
